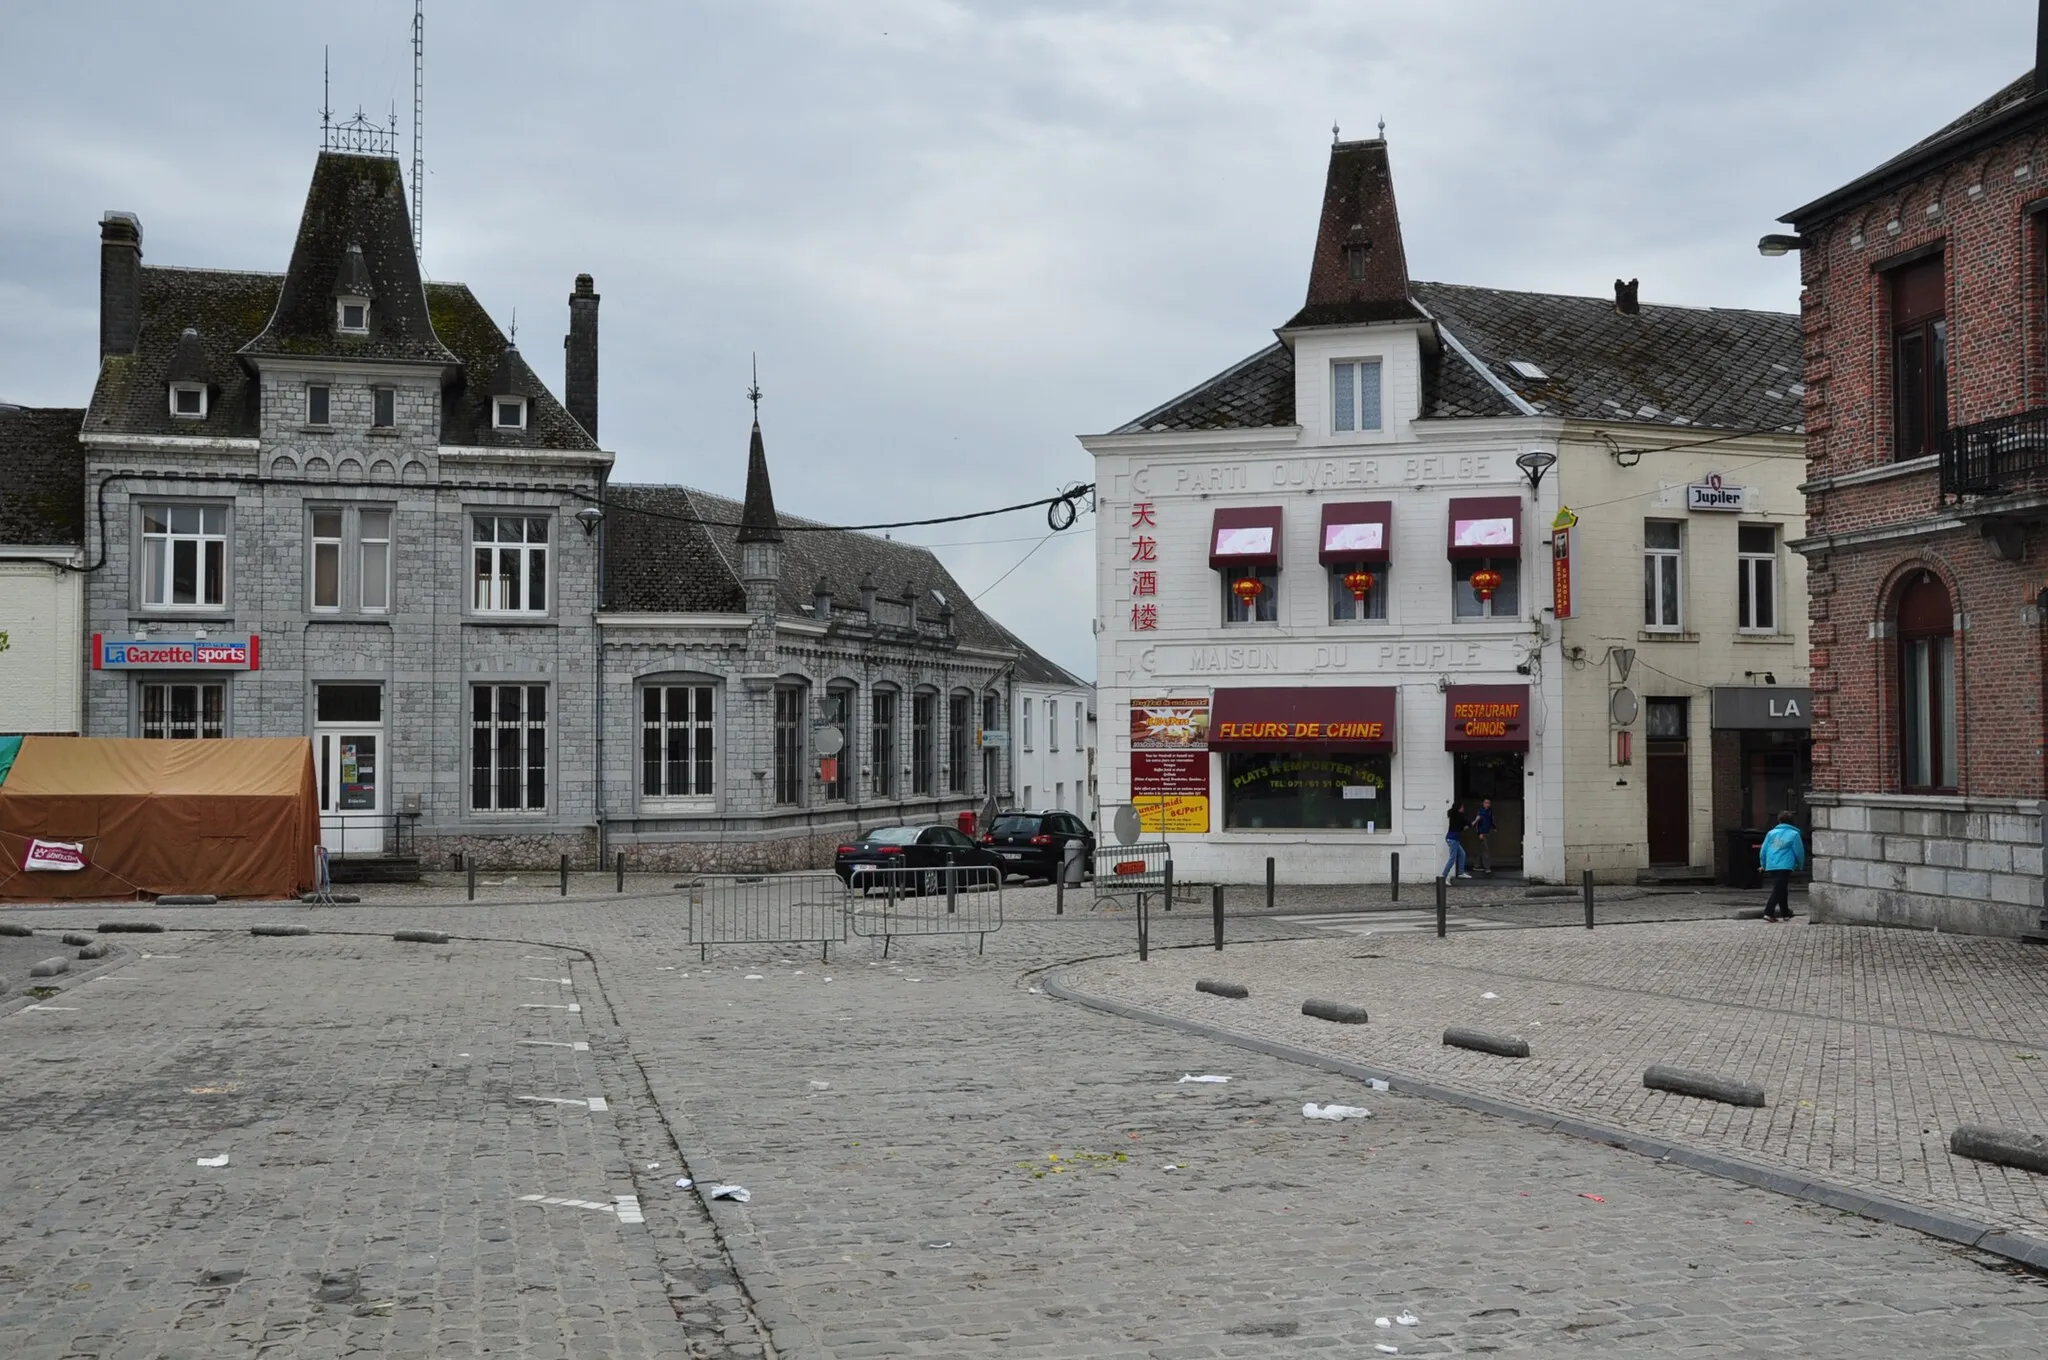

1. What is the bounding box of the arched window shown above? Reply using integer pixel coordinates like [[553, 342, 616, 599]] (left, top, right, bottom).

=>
[[1897, 574, 1956, 790]]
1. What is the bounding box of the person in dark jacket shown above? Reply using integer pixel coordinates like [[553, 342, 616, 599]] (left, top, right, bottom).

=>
[[1759, 812, 1806, 921], [1472, 798, 1496, 875], [1443, 802, 1471, 879]]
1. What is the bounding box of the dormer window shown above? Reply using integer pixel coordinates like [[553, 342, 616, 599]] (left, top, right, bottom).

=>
[[337, 298, 369, 334], [170, 383, 207, 418], [495, 397, 528, 431], [1342, 242, 1371, 280]]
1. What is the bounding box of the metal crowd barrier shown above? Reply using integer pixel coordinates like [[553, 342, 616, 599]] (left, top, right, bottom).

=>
[[1092, 843, 1175, 963], [683, 872, 849, 961], [847, 863, 1004, 956]]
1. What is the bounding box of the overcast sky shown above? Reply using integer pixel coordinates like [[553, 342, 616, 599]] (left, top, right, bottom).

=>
[[1, 1, 2037, 678]]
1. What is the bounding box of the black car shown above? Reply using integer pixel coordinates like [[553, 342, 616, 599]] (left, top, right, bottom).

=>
[[980, 810, 1094, 883], [834, 824, 1001, 895]]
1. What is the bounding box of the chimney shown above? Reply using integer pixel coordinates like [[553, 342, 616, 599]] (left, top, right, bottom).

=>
[[1614, 278, 1640, 316], [564, 273, 599, 439], [812, 575, 834, 621], [100, 211, 142, 357]]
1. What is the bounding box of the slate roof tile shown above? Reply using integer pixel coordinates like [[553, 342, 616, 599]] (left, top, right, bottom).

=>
[[86, 267, 280, 438], [0, 406, 86, 546]]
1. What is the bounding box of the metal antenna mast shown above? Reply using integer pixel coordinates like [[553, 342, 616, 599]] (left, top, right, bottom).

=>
[[411, 0, 424, 260]]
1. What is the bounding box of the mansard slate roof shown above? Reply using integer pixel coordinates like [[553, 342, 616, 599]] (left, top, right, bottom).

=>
[[1112, 283, 1799, 434], [0, 406, 86, 546], [1783, 69, 2048, 226], [603, 484, 1015, 653], [243, 152, 455, 364], [84, 270, 596, 452]]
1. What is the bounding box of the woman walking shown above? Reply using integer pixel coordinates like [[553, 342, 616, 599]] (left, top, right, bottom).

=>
[[1759, 812, 1806, 921], [1444, 801, 1472, 880]]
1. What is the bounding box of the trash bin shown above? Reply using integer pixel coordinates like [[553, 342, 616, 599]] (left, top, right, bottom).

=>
[[957, 809, 978, 838], [1725, 828, 1765, 889], [1061, 838, 1086, 886]]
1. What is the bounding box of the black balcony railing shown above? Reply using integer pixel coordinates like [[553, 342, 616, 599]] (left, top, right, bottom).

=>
[[1940, 407, 2048, 497]]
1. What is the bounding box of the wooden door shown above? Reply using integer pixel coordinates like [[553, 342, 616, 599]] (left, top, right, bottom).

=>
[[1646, 742, 1689, 864]]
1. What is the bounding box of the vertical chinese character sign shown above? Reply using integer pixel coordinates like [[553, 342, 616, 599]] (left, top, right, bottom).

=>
[[1129, 501, 1159, 632]]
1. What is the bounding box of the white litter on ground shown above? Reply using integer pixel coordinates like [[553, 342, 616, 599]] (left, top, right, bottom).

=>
[[809, 1080, 832, 1091], [744, 974, 765, 981], [1396, 1311, 1420, 1326], [1366, 1079, 1390, 1091], [1376, 1317, 1390, 1328], [675, 1177, 694, 1189], [195, 1155, 229, 1167], [1302, 1103, 1371, 1121], [1375, 1346, 1399, 1355], [1178, 1074, 1231, 1084], [1481, 992, 1499, 999], [708, 1184, 751, 1203]]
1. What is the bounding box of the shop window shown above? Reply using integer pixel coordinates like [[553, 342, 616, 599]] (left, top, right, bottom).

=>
[[912, 691, 937, 795], [1453, 557, 1519, 619], [1898, 575, 1957, 790], [472, 514, 550, 614], [140, 682, 225, 739], [1738, 525, 1777, 632], [472, 683, 548, 812], [642, 683, 715, 800], [141, 504, 228, 609], [773, 685, 805, 807], [872, 689, 899, 797], [1223, 566, 1280, 624], [947, 692, 971, 794], [1222, 751, 1391, 829], [823, 685, 855, 801], [1328, 560, 1389, 621], [1643, 521, 1682, 631], [1331, 358, 1383, 433], [1889, 255, 1947, 459]]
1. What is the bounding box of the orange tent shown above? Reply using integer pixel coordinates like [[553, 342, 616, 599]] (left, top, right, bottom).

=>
[[0, 737, 320, 901]]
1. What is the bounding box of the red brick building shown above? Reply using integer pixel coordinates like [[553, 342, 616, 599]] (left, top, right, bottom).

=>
[[1778, 12, 2048, 939]]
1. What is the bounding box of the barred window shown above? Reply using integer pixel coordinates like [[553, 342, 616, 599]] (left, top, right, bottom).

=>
[[774, 686, 805, 807], [643, 685, 715, 799], [947, 693, 970, 794], [872, 690, 898, 797], [471, 684, 548, 812], [823, 685, 853, 801], [141, 682, 224, 739]]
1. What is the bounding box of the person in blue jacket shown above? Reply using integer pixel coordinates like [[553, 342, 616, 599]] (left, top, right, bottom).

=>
[[1759, 812, 1806, 921]]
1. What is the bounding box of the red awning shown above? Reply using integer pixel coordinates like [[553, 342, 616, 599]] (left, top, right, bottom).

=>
[[1318, 501, 1392, 564], [1446, 496, 1523, 560], [1209, 506, 1283, 570], [1444, 684, 1530, 752], [1211, 686, 1397, 751]]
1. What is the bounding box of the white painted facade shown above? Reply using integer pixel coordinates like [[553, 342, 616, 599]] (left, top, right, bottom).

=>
[[0, 552, 85, 733], [1011, 678, 1095, 822], [1084, 318, 1569, 885]]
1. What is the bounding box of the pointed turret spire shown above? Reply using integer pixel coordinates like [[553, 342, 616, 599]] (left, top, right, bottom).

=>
[[736, 365, 782, 544]]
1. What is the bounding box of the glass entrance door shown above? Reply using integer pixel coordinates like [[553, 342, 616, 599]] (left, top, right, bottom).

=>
[[315, 684, 385, 855]]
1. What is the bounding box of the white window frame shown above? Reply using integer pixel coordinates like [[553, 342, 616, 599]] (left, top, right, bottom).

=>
[[1022, 697, 1034, 752], [1643, 521, 1683, 632], [337, 298, 370, 334], [1452, 557, 1520, 621], [1738, 525, 1778, 634], [1075, 706, 1083, 748], [642, 683, 717, 804], [308, 505, 395, 615], [140, 503, 228, 611], [306, 383, 331, 426], [494, 396, 529, 431], [139, 679, 226, 739], [1049, 700, 1060, 752], [310, 508, 344, 612], [1222, 565, 1281, 625], [169, 383, 207, 419], [359, 508, 391, 614], [471, 513, 551, 616], [471, 682, 549, 813], [1330, 357, 1384, 434]]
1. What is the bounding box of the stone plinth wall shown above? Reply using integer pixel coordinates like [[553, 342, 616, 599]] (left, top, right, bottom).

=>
[[1809, 793, 2045, 937]]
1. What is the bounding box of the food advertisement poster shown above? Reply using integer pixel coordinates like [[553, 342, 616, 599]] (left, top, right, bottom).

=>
[[1129, 697, 1210, 751]]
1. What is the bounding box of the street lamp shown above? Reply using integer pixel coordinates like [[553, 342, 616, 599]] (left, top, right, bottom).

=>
[[1757, 234, 1809, 257], [1515, 449, 1557, 494], [575, 505, 605, 535]]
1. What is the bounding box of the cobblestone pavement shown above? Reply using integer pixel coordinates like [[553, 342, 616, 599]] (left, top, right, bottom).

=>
[[1, 895, 2043, 1356], [1060, 918, 2048, 1252]]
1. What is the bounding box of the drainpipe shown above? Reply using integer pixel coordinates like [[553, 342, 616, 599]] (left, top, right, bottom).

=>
[[593, 473, 608, 868]]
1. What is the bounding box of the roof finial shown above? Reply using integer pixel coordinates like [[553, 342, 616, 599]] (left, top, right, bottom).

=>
[[1332, 120, 1340, 145], [747, 352, 762, 422], [508, 307, 517, 346], [1378, 115, 1386, 139]]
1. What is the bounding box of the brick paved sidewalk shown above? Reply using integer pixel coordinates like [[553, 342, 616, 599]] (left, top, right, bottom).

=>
[[1057, 918, 2048, 1254]]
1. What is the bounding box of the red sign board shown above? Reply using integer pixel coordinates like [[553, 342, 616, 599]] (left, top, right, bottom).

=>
[[1208, 687, 1398, 751], [1444, 684, 1530, 752], [1551, 527, 1573, 620]]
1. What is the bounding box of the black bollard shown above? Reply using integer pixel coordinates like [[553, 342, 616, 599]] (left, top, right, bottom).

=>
[[1213, 884, 1225, 952], [560, 853, 569, 897], [1583, 868, 1595, 930], [616, 850, 625, 893], [1056, 868, 1064, 916], [1435, 875, 1447, 938], [1391, 851, 1400, 902], [467, 857, 476, 902], [1265, 857, 1275, 913]]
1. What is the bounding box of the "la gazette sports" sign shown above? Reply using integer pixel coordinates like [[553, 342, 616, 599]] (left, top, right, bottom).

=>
[[91, 635, 261, 670]]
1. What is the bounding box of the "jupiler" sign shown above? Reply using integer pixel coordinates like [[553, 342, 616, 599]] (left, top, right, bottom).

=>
[[1685, 474, 1747, 512]]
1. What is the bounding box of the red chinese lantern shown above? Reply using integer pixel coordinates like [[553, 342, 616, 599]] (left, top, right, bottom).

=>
[[1469, 567, 1504, 603], [1342, 569, 1376, 602], [1231, 576, 1265, 607]]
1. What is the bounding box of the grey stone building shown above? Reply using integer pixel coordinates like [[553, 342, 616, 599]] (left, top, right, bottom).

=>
[[597, 418, 1029, 870], [82, 148, 610, 868]]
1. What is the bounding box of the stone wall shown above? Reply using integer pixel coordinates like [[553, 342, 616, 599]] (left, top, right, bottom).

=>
[[1809, 792, 2047, 937]]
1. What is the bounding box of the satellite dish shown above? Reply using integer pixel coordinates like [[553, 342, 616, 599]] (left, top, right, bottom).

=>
[[812, 725, 845, 757], [1112, 804, 1142, 846], [1609, 687, 1640, 727]]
